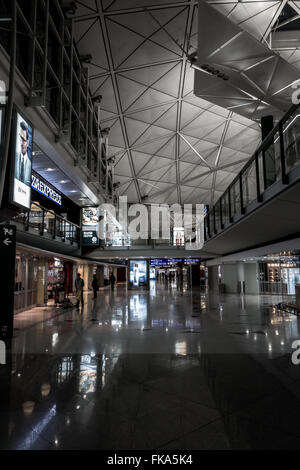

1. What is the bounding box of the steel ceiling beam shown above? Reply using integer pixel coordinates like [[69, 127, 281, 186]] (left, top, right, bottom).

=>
[[96, 0, 142, 202], [178, 132, 214, 169], [142, 156, 251, 200], [210, 111, 232, 206]]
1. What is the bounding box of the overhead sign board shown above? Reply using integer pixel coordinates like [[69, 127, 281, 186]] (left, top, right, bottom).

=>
[[150, 258, 201, 266], [31, 171, 62, 206]]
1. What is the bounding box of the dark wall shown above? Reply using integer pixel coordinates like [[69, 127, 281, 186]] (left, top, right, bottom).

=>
[[117, 267, 126, 283]]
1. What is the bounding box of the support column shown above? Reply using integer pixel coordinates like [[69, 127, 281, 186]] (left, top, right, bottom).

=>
[[117, 267, 126, 283], [83, 264, 93, 291], [221, 263, 238, 294], [237, 261, 245, 294], [261, 115, 276, 187], [36, 259, 48, 306], [261, 115, 274, 141], [96, 265, 104, 288], [207, 265, 219, 293], [244, 262, 259, 294]]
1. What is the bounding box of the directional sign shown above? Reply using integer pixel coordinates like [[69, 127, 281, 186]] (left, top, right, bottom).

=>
[[0, 225, 16, 340]]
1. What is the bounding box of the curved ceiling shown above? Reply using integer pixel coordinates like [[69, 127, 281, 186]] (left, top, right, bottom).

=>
[[71, 0, 296, 205]]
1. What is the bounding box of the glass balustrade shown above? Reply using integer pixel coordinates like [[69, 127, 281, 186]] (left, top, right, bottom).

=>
[[12, 202, 80, 245], [205, 103, 300, 239]]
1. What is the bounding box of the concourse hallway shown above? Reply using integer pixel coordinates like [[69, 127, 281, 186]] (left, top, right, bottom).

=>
[[1, 283, 300, 449]]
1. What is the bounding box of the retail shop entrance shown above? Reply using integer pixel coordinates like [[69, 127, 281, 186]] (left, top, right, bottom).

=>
[[14, 246, 77, 313]]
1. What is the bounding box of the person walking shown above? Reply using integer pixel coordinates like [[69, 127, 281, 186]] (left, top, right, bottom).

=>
[[109, 272, 116, 291], [92, 274, 99, 300], [75, 272, 84, 308]]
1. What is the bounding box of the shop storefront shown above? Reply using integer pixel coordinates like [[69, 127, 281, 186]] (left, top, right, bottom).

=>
[[14, 250, 39, 313], [259, 259, 300, 295], [14, 246, 76, 313]]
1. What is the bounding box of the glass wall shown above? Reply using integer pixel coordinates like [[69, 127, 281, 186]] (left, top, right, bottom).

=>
[[283, 111, 300, 173], [14, 251, 38, 313], [241, 160, 256, 207]]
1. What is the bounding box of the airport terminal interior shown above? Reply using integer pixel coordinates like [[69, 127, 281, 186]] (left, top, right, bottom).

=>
[[2, 0, 300, 452]]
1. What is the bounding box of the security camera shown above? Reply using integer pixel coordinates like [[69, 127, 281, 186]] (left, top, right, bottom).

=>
[[79, 54, 93, 64], [92, 95, 102, 104], [61, 2, 77, 15], [101, 127, 110, 137]]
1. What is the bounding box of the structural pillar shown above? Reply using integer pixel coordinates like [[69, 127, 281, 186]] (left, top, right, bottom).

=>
[[261, 115, 274, 141], [261, 115, 276, 187], [83, 264, 93, 291], [96, 265, 104, 288], [36, 259, 48, 306]]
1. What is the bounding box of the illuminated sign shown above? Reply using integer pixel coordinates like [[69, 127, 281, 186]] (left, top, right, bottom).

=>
[[11, 111, 33, 209], [82, 230, 99, 246], [150, 258, 201, 265], [31, 172, 62, 206], [82, 207, 99, 246], [129, 260, 148, 288]]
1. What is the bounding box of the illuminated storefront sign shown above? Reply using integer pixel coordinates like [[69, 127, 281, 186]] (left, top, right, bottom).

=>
[[31, 172, 62, 206]]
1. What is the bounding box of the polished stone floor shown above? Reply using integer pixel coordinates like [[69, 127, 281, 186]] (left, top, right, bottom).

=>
[[1, 281, 300, 449]]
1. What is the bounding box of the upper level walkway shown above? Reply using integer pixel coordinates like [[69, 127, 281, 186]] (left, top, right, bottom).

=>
[[203, 104, 300, 256], [12, 201, 80, 256]]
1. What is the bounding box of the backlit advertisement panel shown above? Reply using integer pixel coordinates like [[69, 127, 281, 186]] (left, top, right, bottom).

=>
[[129, 260, 148, 288], [12, 112, 33, 209], [82, 207, 99, 246]]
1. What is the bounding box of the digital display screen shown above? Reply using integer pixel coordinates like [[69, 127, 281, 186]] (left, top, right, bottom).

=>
[[129, 260, 147, 288], [12, 112, 33, 209]]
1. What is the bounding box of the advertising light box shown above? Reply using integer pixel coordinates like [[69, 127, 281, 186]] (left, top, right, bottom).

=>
[[82, 207, 99, 246], [129, 260, 148, 289], [11, 111, 33, 209]]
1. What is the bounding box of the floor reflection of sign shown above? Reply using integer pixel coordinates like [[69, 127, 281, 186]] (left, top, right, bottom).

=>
[[82, 230, 99, 246], [79, 355, 97, 394], [0, 225, 16, 340]]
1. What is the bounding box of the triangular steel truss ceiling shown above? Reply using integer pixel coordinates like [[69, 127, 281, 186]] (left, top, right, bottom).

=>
[[71, 0, 299, 205]]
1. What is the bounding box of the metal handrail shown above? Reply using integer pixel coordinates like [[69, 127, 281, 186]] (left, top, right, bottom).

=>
[[205, 102, 300, 240], [15, 201, 80, 244]]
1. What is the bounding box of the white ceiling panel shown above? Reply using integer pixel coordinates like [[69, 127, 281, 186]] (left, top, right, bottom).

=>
[[70, 0, 299, 205]]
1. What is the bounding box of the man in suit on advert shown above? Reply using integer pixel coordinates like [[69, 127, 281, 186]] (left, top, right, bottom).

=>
[[15, 120, 31, 186]]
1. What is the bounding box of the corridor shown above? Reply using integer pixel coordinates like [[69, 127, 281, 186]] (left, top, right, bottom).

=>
[[1, 283, 300, 450]]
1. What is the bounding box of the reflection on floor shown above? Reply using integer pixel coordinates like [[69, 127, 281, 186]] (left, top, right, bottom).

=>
[[1, 281, 300, 449]]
